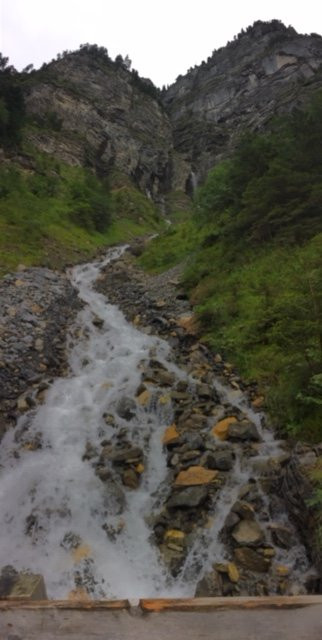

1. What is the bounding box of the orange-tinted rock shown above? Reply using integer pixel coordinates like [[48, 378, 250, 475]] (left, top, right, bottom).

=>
[[72, 544, 91, 563], [137, 389, 151, 406], [252, 395, 265, 408], [174, 465, 218, 486], [177, 314, 200, 335], [162, 423, 180, 445], [212, 416, 237, 440]]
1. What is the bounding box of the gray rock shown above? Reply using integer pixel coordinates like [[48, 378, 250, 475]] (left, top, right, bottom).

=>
[[234, 547, 271, 573], [122, 468, 140, 489], [195, 570, 223, 596], [204, 450, 234, 471], [228, 421, 261, 442], [111, 446, 143, 463], [116, 397, 136, 421], [232, 519, 264, 546], [167, 486, 208, 508], [180, 432, 204, 450]]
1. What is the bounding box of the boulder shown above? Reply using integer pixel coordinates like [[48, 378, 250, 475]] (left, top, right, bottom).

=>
[[167, 486, 208, 508], [269, 523, 294, 549], [227, 420, 260, 442], [195, 570, 223, 596], [231, 501, 256, 520], [232, 519, 264, 546], [234, 547, 271, 573], [122, 469, 140, 489], [116, 397, 136, 421], [204, 450, 234, 471], [174, 466, 218, 486], [163, 423, 180, 446], [212, 416, 237, 440], [111, 446, 143, 464]]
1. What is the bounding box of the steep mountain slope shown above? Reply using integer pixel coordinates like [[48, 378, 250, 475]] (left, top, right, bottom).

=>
[[164, 20, 322, 186], [23, 46, 173, 202]]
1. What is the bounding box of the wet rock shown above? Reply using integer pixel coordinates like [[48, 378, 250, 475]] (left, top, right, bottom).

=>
[[231, 501, 256, 520], [211, 416, 237, 440], [181, 432, 204, 450], [163, 423, 180, 446], [234, 547, 271, 573], [164, 529, 186, 548], [167, 486, 209, 508], [228, 420, 260, 442], [61, 532, 82, 551], [170, 453, 180, 467], [74, 557, 105, 599], [174, 466, 218, 486], [143, 367, 175, 386], [215, 562, 240, 584], [196, 383, 213, 399], [103, 413, 116, 426], [232, 519, 264, 546], [178, 412, 208, 431], [116, 397, 136, 420], [136, 389, 151, 406], [95, 466, 112, 482], [122, 468, 140, 489], [154, 523, 166, 542], [269, 523, 294, 549], [0, 565, 19, 597], [160, 544, 186, 577], [181, 449, 202, 462], [82, 441, 98, 461], [223, 511, 241, 532], [102, 520, 125, 541], [111, 446, 143, 464], [102, 480, 125, 515], [195, 569, 223, 596], [203, 449, 234, 471], [17, 394, 33, 412]]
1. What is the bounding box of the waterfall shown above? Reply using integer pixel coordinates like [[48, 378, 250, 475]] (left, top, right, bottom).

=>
[[0, 247, 313, 599]]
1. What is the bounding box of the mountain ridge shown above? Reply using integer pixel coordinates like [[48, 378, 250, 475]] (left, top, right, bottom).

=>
[[2, 19, 322, 200]]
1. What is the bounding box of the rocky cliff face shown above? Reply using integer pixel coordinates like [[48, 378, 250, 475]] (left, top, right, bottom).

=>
[[24, 49, 173, 201], [23, 21, 322, 198], [163, 20, 322, 187]]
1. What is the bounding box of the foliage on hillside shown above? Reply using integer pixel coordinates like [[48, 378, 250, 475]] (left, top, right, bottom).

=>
[[141, 92, 322, 440], [191, 92, 322, 439], [0, 152, 162, 275], [0, 54, 25, 147], [0, 52, 164, 274]]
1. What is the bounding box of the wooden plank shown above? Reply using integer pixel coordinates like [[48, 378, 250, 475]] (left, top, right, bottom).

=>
[[1, 595, 322, 611], [0, 598, 130, 610], [140, 595, 322, 612]]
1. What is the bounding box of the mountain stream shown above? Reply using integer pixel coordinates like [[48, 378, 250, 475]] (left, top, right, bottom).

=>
[[0, 247, 315, 599]]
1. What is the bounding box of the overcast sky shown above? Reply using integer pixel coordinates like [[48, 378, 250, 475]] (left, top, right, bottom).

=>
[[1, 0, 322, 87]]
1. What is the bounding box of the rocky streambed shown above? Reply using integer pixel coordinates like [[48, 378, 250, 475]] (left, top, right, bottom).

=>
[[0, 246, 321, 599]]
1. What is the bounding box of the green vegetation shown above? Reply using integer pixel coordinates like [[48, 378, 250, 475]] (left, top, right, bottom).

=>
[[141, 92, 322, 441], [0, 54, 25, 147], [0, 153, 162, 276], [138, 220, 202, 273]]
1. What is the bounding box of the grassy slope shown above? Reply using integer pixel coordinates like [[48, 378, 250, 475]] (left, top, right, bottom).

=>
[[141, 94, 322, 442], [0, 155, 164, 276]]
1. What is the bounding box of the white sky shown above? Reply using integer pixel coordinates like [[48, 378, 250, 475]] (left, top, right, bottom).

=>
[[1, 0, 322, 87]]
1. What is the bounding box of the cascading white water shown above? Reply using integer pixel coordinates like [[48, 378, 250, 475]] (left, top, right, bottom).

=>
[[0, 247, 312, 598], [0, 247, 182, 598]]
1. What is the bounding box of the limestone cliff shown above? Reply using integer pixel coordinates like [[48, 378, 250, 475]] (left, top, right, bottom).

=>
[[22, 21, 322, 198], [163, 20, 322, 188], [24, 48, 173, 201]]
